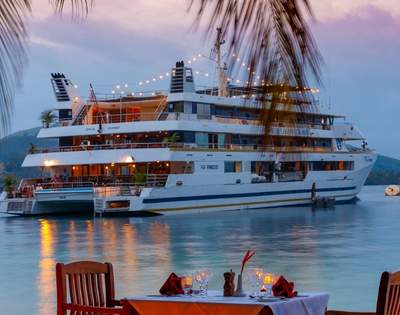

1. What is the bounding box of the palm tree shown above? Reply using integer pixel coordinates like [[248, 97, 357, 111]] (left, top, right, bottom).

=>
[[27, 142, 37, 154], [2, 174, 17, 197], [189, 0, 323, 140], [40, 110, 56, 128], [0, 0, 92, 137]]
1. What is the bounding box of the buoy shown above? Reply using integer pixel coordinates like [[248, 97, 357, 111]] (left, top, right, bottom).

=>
[[385, 185, 400, 196]]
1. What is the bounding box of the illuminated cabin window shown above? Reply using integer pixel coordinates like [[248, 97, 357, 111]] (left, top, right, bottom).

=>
[[170, 161, 194, 174], [224, 161, 242, 173], [106, 200, 130, 209], [309, 161, 354, 171]]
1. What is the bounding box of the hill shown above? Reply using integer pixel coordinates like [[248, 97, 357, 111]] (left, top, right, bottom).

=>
[[1, 127, 400, 186], [0, 127, 57, 184], [365, 155, 400, 185]]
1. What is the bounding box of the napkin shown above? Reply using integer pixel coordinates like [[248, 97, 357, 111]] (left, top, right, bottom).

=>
[[272, 275, 298, 298], [159, 273, 184, 296]]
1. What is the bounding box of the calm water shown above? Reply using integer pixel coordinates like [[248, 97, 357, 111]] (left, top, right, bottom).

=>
[[1, 185, 399, 314]]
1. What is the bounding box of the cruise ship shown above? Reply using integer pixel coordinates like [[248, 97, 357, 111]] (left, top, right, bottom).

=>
[[0, 50, 376, 216]]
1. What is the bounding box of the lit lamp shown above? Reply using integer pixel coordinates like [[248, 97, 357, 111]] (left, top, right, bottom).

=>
[[43, 160, 55, 167], [263, 273, 275, 297], [124, 156, 134, 163]]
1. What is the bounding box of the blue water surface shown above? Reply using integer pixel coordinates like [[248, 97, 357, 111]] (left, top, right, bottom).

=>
[[0, 185, 399, 314]]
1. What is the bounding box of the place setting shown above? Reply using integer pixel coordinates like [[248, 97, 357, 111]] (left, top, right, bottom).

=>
[[126, 251, 329, 315]]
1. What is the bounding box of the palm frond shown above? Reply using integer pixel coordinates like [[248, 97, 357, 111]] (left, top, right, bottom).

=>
[[51, 0, 93, 18], [0, 0, 93, 137], [189, 0, 323, 139], [0, 0, 31, 136]]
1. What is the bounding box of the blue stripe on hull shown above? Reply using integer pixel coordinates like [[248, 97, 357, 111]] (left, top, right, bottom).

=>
[[142, 186, 357, 204]]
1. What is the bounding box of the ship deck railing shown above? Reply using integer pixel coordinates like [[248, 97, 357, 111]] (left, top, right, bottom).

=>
[[30, 141, 336, 154], [94, 175, 169, 197], [276, 171, 305, 182], [47, 109, 334, 129], [20, 175, 169, 193], [34, 181, 94, 190]]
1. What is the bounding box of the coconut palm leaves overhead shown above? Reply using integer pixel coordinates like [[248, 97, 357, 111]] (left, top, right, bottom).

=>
[[0, 0, 91, 137], [51, 0, 92, 17], [189, 0, 323, 140], [190, 0, 322, 88], [0, 0, 30, 136], [0, 0, 322, 139]]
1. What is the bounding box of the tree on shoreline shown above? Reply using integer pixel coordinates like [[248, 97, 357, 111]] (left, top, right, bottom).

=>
[[40, 110, 56, 128]]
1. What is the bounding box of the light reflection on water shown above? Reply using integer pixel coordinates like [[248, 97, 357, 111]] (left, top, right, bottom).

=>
[[1, 186, 400, 314]]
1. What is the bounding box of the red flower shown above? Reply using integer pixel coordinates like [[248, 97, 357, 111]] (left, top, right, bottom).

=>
[[240, 250, 256, 274]]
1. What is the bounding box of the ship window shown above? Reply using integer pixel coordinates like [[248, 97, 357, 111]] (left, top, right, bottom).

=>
[[183, 131, 195, 143], [192, 102, 197, 114], [195, 132, 208, 148], [121, 166, 129, 176], [170, 161, 193, 174], [251, 162, 274, 175], [106, 200, 130, 209], [174, 102, 184, 113], [197, 103, 211, 119], [309, 161, 354, 171], [224, 161, 242, 173]]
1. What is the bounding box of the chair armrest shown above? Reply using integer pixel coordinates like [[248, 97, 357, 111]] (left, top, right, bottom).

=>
[[326, 311, 376, 315], [112, 299, 122, 306], [66, 303, 126, 314]]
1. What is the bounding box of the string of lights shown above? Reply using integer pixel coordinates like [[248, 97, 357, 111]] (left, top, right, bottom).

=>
[[102, 51, 319, 95]]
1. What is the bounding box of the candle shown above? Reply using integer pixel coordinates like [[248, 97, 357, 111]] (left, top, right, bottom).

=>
[[181, 276, 193, 287], [181, 275, 194, 294], [263, 273, 274, 285]]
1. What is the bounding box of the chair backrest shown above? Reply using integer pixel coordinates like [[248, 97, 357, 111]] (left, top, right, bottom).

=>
[[376, 271, 400, 315], [56, 261, 116, 315]]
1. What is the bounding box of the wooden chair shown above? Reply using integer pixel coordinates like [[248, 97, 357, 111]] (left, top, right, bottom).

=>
[[327, 271, 400, 315], [56, 261, 129, 315]]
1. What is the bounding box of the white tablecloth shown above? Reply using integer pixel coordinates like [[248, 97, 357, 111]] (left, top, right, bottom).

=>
[[126, 291, 329, 315]]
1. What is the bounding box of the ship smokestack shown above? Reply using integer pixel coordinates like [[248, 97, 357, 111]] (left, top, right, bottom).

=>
[[169, 61, 195, 93]]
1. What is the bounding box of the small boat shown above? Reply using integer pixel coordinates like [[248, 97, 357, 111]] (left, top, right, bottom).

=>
[[312, 196, 336, 208], [384, 185, 400, 196]]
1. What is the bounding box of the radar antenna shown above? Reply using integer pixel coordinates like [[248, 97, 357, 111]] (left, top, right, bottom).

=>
[[212, 28, 228, 96]]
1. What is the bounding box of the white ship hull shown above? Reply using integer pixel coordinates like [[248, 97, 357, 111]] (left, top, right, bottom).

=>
[[94, 155, 375, 216], [1, 152, 376, 216]]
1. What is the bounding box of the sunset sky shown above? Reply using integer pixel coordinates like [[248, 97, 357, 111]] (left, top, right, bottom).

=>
[[12, 0, 400, 157]]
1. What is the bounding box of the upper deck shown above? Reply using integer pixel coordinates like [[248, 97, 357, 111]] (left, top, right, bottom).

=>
[[42, 61, 343, 137]]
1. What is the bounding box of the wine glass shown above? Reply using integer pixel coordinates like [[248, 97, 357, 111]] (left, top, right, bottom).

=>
[[181, 275, 194, 295], [246, 268, 264, 297], [195, 270, 212, 296], [262, 273, 275, 297]]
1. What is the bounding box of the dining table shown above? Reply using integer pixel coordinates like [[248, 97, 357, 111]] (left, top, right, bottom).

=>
[[122, 291, 329, 315]]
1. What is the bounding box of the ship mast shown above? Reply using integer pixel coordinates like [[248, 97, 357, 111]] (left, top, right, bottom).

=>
[[214, 28, 227, 97]]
